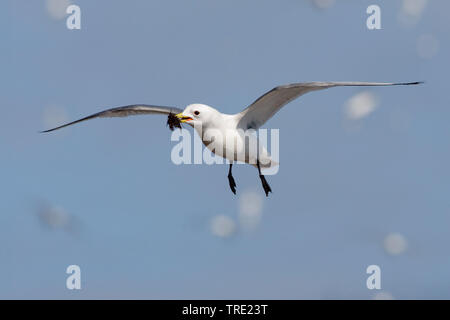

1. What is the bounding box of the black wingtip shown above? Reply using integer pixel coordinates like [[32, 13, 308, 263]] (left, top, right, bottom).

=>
[[39, 128, 56, 133], [396, 81, 425, 86]]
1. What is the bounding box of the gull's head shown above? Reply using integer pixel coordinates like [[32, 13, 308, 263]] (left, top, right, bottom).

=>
[[176, 104, 220, 127]]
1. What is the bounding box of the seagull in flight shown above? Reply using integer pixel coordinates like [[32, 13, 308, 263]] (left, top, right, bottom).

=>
[[42, 81, 422, 196]]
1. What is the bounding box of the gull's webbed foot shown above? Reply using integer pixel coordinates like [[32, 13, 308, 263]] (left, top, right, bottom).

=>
[[228, 163, 237, 195], [228, 174, 237, 195], [257, 160, 272, 197], [259, 174, 272, 197]]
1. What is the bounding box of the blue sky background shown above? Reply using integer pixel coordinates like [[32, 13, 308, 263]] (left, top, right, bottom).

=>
[[1, 0, 449, 299]]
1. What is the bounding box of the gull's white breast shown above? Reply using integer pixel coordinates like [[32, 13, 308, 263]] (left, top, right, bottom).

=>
[[195, 114, 275, 168]]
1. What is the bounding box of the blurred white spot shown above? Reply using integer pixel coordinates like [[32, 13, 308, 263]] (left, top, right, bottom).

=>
[[344, 91, 379, 120], [384, 232, 408, 256], [210, 215, 236, 238], [402, 0, 428, 16], [238, 190, 263, 231], [311, 0, 335, 10], [416, 34, 439, 59], [46, 0, 71, 20], [373, 291, 394, 300], [38, 205, 71, 229], [42, 106, 68, 130], [398, 0, 428, 27]]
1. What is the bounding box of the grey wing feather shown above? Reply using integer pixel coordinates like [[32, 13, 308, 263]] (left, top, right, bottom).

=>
[[41, 104, 183, 133], [237, 81, 422, 129]]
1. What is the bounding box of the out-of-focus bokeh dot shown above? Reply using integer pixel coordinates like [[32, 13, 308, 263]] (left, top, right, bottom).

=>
[[46, 0, 71, 20], [210, 214, 236, 238], [344, 91, 379, 121], [38, 204, 71, 229], [238, 190, 263, 231], [36, 203, 82, 235], [398, 0, 428, 27], [311, 0, 335, 10], [416, 34, 439, 59], [384, 232, 408, 256]]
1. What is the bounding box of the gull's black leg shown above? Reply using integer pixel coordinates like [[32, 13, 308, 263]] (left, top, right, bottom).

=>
[[228, 163, 237, 195], [257, 160, 272, 197]]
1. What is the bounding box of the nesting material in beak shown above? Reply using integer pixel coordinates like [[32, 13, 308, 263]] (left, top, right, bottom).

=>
[[167, 112, 182, 131]]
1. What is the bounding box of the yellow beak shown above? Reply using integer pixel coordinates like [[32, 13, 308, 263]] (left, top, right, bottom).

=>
[[175, 113, 193, 123]]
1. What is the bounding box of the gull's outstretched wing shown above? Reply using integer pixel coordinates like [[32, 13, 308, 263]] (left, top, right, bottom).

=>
[[41, 104, 183, 133], [237, 81, 422, 129]]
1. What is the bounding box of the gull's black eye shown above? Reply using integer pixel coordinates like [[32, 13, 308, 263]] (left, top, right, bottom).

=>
[[194, 110, 200, 116]]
